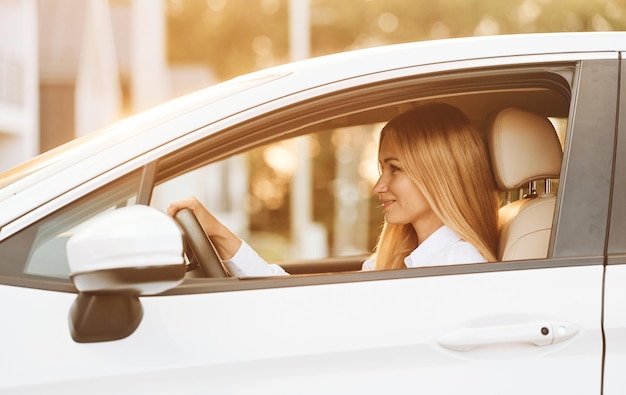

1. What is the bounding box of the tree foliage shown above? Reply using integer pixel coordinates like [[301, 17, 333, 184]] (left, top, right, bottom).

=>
[[167, 0, 626, 80]]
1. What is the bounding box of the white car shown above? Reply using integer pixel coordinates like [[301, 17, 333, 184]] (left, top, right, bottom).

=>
[[1, 32, 626, 394]]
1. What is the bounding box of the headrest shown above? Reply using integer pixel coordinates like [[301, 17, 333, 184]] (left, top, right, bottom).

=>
[[487, 107, 563, 191]]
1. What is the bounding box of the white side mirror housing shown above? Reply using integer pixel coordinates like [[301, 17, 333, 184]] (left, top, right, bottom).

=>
[[67, 205, 185, 295]]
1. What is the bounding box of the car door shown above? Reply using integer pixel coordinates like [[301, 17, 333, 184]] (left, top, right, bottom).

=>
[[0, 56, 615, 394]]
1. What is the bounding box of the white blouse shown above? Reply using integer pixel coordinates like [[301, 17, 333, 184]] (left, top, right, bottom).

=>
[[361, 225, 486, 270], [223, 225, 485, 277]]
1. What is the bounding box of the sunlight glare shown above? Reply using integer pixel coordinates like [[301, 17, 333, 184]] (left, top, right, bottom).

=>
[[263, 143, 297, 177]]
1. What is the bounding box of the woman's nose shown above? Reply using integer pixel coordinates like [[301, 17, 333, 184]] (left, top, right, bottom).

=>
[[372, 176, 387, 194]]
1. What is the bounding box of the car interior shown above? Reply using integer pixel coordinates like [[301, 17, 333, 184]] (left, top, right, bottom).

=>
[[487, 107, 563, 261]]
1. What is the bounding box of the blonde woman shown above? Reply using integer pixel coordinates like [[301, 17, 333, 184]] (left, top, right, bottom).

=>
[[363, 102, 498, 270], [168, 103, 498, 276]]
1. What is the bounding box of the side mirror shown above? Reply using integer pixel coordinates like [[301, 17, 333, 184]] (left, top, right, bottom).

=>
[[66, 205, 185, 343]]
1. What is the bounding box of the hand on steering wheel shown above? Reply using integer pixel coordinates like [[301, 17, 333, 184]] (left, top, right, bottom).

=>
[[174, 208, 229, 278]]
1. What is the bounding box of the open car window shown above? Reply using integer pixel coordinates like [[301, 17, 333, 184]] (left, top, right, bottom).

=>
[[151, 66, 572, 278]]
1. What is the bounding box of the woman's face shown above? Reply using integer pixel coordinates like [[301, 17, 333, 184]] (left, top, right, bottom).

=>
[[372, 136, 443, 241]]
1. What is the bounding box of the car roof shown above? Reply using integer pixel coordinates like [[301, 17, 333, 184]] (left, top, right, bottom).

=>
[[1, 31, 625, 230]]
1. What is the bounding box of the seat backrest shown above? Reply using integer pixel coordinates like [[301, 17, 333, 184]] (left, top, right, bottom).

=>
[[487, 107, 563, 261]]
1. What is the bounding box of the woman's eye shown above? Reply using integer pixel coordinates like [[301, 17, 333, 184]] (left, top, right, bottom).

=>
[[390, 165, 400, 173]]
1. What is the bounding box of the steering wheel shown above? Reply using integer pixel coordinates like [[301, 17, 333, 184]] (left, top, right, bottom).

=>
[[173, 208, 229, 278]]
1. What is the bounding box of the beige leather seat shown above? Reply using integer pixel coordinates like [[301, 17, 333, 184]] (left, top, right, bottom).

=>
[[487, 108, 563, 261]]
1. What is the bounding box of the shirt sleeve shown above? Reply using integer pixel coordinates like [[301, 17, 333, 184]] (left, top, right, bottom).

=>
[[361, 258, 376, 271], [222, 240, 289, 277]]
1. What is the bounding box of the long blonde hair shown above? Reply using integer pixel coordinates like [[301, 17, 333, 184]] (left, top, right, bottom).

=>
[[372, 103, 498, 269]]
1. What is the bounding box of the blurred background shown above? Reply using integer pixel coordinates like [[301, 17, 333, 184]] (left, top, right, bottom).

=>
[[1, 0, 625, 172], [1, 0, 625, 261]]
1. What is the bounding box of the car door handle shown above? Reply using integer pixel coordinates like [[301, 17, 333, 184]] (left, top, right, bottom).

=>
[[437, 321, 579, 352]]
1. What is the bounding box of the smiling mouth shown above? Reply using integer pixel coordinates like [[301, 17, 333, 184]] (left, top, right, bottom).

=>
[[379, 200, 395, 209]]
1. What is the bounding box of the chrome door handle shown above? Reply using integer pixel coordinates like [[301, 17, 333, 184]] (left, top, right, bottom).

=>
[[437, 321, 579, 352]]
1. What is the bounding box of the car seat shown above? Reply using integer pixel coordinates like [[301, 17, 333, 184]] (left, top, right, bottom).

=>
[[487, 107, 563, 261]]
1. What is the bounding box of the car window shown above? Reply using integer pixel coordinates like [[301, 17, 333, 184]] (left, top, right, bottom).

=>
[[0, 170, 142, 280], [152, 86, 570, 272]]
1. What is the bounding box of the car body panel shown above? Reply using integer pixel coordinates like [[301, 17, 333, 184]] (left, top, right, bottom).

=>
[[2, 264, 603, 394], [602, 50, 626, 395], [603, 265, 626, 395]]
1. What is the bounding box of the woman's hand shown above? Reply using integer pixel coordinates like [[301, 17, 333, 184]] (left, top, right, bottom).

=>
[[167, 196, 242, 260], [168, 196, 220, 237]]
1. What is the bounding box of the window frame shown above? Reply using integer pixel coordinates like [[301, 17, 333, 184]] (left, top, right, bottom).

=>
[[153, 62, 592, 295], [607, 53, 626, 261]]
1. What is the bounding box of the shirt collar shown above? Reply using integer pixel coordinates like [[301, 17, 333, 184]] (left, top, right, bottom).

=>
[[404, 225, 462, 268]]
